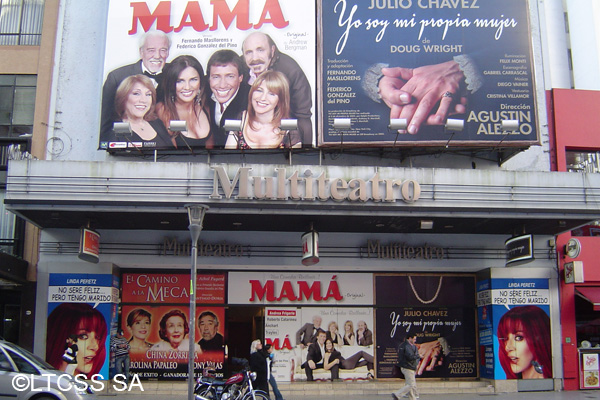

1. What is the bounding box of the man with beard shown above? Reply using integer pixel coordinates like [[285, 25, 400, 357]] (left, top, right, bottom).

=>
[[242, 32, 312, 146], [99, 30, 170, 148]]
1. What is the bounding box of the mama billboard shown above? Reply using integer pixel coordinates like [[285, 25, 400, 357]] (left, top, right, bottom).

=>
[[320, 0, 539, 147], [100, 0, 316, 152]]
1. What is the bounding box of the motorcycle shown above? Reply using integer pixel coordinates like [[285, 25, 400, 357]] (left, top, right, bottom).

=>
[[194, 367, 269, 400]]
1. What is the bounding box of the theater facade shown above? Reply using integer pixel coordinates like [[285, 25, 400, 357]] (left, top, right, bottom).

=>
[[5, 0, 600, 394]]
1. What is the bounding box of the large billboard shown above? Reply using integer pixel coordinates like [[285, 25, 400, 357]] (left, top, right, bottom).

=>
[[320, 0, 538, 147], [375, 274, 477, 379], [100, 0, 316, 152]]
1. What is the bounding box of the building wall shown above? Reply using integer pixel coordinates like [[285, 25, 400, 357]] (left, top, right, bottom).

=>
[[0, 0, 60, 349], [550, 89, 600, 390], [34, 227, 562, 385], [552, 89, 600, 170], [16, 0, 600, 389]]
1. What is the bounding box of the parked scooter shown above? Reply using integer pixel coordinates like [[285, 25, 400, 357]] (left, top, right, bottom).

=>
[[194, 367, 269, 400]]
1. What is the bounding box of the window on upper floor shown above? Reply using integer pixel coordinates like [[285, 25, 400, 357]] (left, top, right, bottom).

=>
[[0, 75, 36, 139], [567, 150, 600, 237], [566, 150, 600, 173], [0, 0, 44, 45]]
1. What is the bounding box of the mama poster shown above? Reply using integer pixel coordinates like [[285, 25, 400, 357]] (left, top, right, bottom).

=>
[[320, 0, 538, 147], [100, 0, 316, 152]]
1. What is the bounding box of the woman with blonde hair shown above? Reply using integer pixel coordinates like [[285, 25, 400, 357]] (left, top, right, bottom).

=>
[[225, 70, 301, 149], [249, 339, 269, 395], [327, 321, 343, 348], [343, 320, 355, 346], [110, 74, 172, 148], [126, 308, 153, 355]]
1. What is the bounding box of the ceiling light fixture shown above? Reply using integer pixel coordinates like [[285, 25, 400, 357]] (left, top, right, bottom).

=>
[[420, 220, 434, 230]]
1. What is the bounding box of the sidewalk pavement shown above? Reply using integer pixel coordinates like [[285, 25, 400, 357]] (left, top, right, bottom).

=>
[[101, 391, 600, 400]]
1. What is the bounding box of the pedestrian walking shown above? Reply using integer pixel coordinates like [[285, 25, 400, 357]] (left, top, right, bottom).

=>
[[249, 339, 270, 396], [62, 334, 78, 375], [265, 343, 285, 400], [111, 329, 131, 380], [392, 333, 421, 400]]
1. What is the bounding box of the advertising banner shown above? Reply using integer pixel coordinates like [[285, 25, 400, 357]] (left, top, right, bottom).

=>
[[264, 306, 374, 381], [228, 272, 374, 305], [477, 278, 552, 380], [121, 272, 227, 379], [122, 272, 226, 304], [375, 274, 477, 379], [46, 273, 116, 380], [264, 307, 299, 381], [120, 304, 226, 379], [320, 0, 538, 147], [100, 0, 316, 152]]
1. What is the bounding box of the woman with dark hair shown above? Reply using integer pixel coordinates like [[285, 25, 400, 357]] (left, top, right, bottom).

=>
[[323, 338, 375, 380], [111, 74, 172, 147], [126, 308, 153, 355], [46, 303, 108, 378], [497, 305, 552, 379], [151, 309, 201, 353], [224, 70, 301, 149], [156, 55, 212, 148]]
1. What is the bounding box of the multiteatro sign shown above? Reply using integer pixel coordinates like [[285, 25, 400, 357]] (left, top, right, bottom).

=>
[[210, 166, 421, 203]]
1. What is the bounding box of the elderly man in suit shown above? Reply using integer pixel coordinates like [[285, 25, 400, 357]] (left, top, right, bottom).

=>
[[296, 315, 323, 348], [99, 30, 170, 147]]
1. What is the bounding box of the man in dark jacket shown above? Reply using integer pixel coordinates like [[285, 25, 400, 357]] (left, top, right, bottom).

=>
[[206, 50, 250, 147], [302, 330, 329, 381], [393, 333, 421, 400]]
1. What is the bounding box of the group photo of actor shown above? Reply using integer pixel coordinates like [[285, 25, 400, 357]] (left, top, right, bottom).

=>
[[293, 312, 375, 381], [100, 30, 312, 151], [120, 306, 226, 361]]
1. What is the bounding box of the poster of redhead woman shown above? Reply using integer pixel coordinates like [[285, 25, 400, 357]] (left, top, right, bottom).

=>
[[477, 278, 552, 380], [46, 273, 117, 380]]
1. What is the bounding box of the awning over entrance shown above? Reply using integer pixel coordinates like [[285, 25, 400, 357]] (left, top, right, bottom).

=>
[[576, 287, 600, 311], [5, 160, 600, 235]]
